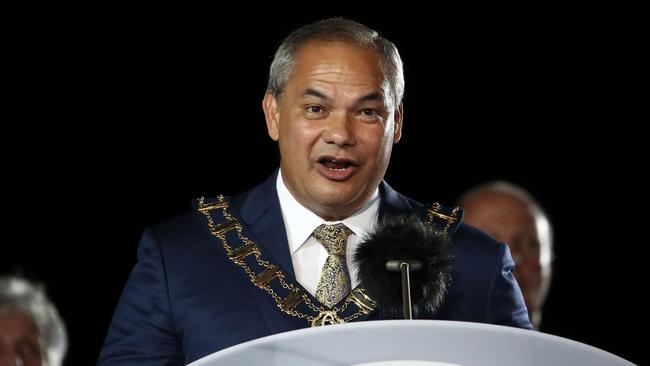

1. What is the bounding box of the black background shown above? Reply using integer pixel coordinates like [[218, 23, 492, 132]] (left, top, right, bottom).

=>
[[3, 7, 644, 365]]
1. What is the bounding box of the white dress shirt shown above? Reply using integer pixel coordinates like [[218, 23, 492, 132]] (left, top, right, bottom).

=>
[[276, 170, 380, 297]]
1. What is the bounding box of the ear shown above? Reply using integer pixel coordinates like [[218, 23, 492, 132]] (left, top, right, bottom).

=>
[[393, 102, 403, 144], [262, 91, 280, 141]]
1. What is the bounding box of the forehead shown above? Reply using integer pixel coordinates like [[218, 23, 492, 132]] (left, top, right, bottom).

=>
[[287, 40, 387, 94], [464, 192, 536, 232]]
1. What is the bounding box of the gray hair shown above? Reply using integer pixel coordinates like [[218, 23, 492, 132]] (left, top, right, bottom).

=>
[[267, 18, 405, 109], [0, 276, 67, 366]]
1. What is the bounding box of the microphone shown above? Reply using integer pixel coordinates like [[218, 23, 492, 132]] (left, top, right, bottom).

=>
[[354, 215, 454, 319]]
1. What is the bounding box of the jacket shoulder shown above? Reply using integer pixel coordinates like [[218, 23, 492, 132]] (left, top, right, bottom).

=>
[[148, 209, 205, 239]]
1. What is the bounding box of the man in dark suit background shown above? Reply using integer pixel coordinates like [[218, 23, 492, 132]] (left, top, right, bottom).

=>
[[99, 17, 531, 365]]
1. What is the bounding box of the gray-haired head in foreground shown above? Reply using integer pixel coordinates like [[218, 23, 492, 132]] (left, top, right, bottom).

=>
[[267, 17, 405, 109], [0, 276, 67, 366]]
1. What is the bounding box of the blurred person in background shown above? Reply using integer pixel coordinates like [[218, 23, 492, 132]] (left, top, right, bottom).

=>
[[459, 181, 554, 329], [0, 276, 67, 366]]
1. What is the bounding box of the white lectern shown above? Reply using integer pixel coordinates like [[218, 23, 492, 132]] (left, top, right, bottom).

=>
[[188, 320, 634, 366]]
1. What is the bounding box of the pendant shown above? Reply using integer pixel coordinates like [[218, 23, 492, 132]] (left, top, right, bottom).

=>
[[311, 310, 345, 327]]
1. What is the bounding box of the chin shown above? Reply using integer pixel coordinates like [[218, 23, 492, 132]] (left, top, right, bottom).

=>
[[311, 186, 366, 212], [314, 191, 355, 207]]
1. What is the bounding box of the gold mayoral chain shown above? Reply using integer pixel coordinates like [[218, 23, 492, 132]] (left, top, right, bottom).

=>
[[196, 196, 376, 327]]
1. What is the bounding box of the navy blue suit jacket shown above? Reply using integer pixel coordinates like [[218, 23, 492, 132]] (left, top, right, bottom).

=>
[[99, 172, 531, 365]]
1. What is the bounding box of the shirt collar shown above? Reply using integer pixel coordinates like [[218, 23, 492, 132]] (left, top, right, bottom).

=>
[[276, 169, 380, 255]]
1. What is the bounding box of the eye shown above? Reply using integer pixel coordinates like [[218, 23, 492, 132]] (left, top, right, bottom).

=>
[[304, 104, 328, 119], [361, 108, 377, 117], [308, 105, 324, 113], [358, 108, 383, 121]]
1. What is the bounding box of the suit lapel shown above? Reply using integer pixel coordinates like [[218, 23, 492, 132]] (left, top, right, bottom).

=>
[[378, 180, 420, 219], [232, 171, 295, 279]]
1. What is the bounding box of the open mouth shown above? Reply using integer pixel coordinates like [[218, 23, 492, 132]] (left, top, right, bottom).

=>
[[316, 156, 359, 181]]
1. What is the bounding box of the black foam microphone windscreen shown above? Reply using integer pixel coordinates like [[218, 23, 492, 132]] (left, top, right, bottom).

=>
[[354, 215, 454, 319]]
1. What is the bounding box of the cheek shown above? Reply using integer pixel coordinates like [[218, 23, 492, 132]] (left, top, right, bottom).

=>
[[369, 133, 394, 163], [360, 124, 392, 149], [279, 126, 320, 164]]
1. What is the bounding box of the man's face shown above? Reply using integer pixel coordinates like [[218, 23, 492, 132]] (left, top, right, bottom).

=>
[[0, 310, 43, 366], [263, 40, 402, 220]]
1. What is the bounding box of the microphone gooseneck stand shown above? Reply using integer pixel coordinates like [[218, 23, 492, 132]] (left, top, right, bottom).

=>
[[386, 260, 422, 319]]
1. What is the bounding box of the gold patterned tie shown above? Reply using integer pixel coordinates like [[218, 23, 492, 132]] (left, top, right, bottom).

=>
[[313, 223, 353, 308]]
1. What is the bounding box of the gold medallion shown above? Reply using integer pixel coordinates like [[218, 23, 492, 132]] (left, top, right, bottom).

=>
[[311, 310, 344, 327]]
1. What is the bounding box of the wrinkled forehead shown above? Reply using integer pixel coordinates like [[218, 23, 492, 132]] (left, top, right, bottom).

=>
[[289, 40, 392, 106]]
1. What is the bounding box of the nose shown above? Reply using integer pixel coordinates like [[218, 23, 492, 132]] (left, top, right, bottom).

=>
[[322, 112, 356, 147]]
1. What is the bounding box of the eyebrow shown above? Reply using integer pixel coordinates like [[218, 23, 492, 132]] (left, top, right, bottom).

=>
[[300, 88, 330, 101], [300, 88, 385, 104], [357, 92, 383, 103]]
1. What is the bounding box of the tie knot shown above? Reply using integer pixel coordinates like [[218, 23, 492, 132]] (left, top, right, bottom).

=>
[[312, 223, 352, 255]]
